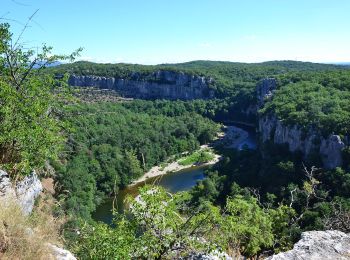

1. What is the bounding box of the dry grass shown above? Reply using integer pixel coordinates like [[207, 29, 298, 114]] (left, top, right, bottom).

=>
[[0, 197, 63, 260]]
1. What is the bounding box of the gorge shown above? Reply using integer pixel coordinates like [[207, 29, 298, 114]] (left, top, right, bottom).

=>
[[1, 0, 350, 257], [2, 53, 350, 259], [68, 70, 349, 170]]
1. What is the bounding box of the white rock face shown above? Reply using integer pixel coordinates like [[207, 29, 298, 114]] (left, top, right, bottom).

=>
[[68, 70, 215, 100], [0, 170, 16, 199], [49, 244, 77, 260], [16, 171, 43, 215], [0, 170, 42, 215], [259, 114, 347, 169], [267, 230, 350, 260], [320, 135, 345, 169]]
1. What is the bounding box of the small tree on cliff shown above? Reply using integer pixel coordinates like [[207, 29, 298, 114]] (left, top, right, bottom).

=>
[[0, 22, 81, 177]]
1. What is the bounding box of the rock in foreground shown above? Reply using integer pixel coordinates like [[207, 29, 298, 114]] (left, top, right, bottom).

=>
[[49, 244, 77, 260], [268, 230, 350, 260]]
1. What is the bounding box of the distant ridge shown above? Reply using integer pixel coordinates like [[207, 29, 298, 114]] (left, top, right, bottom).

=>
[[331, 62, 350, 66]]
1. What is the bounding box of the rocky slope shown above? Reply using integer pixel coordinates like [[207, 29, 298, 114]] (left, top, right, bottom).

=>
[[0, 170, 76, 260], [257, 79, 348, 169], [267, 230, 350, 260], [68, 70, 215, 100]]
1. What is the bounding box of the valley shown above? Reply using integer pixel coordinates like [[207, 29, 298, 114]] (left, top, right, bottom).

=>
[[93, 123, 257, 223], [1, 20, 350, 258], [49, 60, 350, 259]]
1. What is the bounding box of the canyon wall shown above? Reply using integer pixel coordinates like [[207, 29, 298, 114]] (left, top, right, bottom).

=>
[[68, 70, 215, 100], [257, 79, 348, 169]]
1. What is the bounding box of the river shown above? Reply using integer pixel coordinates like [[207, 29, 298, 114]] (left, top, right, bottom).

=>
[[92, 124, 256, 224]]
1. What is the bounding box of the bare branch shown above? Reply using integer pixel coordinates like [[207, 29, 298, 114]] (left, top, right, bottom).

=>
[[13, 9, 39, 49], [248, 187, 262, 207], [289, 188, 297, 208], [11, 0, 31, 6]]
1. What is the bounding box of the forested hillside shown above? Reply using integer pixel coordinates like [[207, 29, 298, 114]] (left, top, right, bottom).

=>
[[55, 102, 219, 218], [262, 70, 350, 135], [54, 60, 345, 98], [53, 60, 350, 259]]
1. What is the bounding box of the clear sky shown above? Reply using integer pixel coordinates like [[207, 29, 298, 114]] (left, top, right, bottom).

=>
[[2, 0, 350, 64]]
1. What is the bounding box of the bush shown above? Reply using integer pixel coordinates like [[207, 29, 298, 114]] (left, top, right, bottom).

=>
[[0, 23, 80, 177]]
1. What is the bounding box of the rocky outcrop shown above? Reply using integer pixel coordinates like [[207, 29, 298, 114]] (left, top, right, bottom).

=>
[[257, 78, 277, 107], [257, 79, 347, 169], [68, 70, 215, 100], [320, 135, 346, 169], [16, 172, 43, 214], [259, 114, 347, 169], [49, 244, 77, 260], [267, 230, 350, 260], [0, 170, 16, 199], [0, 170, 42, 215]]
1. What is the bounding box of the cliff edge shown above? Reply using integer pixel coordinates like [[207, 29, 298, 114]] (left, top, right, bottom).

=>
[[68, 70, 215, 100], [267, 230, 350, 260], [257, 78, 348, 169]]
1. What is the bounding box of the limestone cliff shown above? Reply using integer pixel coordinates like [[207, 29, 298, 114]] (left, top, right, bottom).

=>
[[68, 70, 215, 100], [257, 79, 348, 169], [0, 170, 42, 215], [267, 230, 350, 260]]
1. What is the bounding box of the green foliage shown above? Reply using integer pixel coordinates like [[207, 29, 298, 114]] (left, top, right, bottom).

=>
[[53, 60, 346, 124], [268, 205, 298, 252], [222, 195, 274, 257], [190, 170, 225, 204], [191, 141, 350, 251], [56, 101, 219, 218], [52, 60, 343, 99], [261, 71, 350, 135], [72, 185, 287, 259], [179, 149, 215, 166], [73, 186, 222, 259], [73, 216, 136, 259], [0, 23, 80, 176]]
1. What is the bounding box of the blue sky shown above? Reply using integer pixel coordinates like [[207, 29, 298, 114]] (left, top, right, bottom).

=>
[[2, 0, 350, 64]]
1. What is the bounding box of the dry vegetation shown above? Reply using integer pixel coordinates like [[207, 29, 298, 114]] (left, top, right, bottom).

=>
[[0, 197, 63, 260]]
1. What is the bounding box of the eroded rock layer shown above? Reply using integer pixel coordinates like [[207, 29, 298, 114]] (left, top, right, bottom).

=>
[[68, 70, 214, 100]]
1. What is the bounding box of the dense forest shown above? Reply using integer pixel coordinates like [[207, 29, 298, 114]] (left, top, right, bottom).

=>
[[52, 60, 346, 100], [262, 70, 350, 135], [54, 101, 219, 218]]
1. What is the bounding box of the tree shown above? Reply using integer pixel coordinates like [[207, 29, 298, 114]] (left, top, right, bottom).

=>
[[74, 186, 224, 259], [0, 22, 81, 177], [222, 195, 274, 257], [73, 185, 284, 259]]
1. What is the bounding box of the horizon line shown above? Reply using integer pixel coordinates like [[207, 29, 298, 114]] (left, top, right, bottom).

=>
[[69, 59, 350, 66]]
